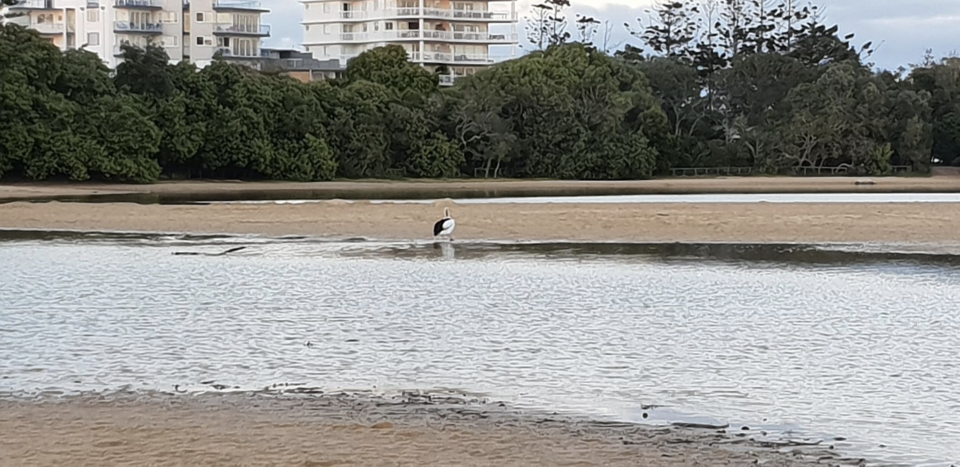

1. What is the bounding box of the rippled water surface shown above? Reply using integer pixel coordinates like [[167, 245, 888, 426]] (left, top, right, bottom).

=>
[[2, 234, 959, 466]]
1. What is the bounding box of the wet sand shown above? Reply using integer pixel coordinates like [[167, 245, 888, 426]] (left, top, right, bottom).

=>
[[2, 175, 960, 201], [1, 198, 960, 245], [0, 390, 856, 467]]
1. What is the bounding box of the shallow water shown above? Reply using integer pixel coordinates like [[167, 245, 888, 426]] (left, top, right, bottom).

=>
[[1, 233, 959, 466]]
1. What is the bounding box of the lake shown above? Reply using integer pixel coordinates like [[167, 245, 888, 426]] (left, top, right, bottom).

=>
[[1, 232, 958, 466]]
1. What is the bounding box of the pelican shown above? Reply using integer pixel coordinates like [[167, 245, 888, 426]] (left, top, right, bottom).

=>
[[433, 207, 456, 241]]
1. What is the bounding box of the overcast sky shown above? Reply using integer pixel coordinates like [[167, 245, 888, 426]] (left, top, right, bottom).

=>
[[264, 0, 960, 71]]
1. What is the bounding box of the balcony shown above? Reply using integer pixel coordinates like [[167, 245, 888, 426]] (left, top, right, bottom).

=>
[[448, 9, 515, 21], [339, 30, 418, 42], [114, 21, 164, 34], [410, 51, 502, 65], [314, 8, 517, 23], [33, 22, 69, 35], [213, 0, 269, 12], [8, 0, 53, 9], [447, 31, 515, 42], [327, 30, 517, 44], [213, 23, 271, 36], [114, 0, 163, 9], [215, 47, 262, 58]]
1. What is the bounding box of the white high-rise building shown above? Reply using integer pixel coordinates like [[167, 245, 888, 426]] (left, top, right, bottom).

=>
[[2, 0, 271, 69], [300, 0, 518, 85]]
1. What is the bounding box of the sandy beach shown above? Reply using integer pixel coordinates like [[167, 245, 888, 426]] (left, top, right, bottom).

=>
[[2, 177, 960, 244], [0, 390, 855, 467], [2, 197, 960, 245]]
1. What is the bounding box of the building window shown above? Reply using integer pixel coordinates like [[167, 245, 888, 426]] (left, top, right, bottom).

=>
[[87, 32, 99, 45], [86, 9, 99, 22], [196, 35, 204, 46], [385, 22, 393, 30], [236, 38, 253, 56], [161, 12, 178, 23], [162, 35, 178, 47], [195, 12, 204, 22]]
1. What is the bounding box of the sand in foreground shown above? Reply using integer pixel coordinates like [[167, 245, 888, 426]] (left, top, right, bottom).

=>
[[1, 200, 960, 245], [0, 391, 854, 467]]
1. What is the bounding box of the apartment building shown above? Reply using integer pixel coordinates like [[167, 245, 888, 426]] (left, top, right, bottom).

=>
[[300, 0, 518, 85], [2, 0, 271, 69], [261, 47, 346, 82]]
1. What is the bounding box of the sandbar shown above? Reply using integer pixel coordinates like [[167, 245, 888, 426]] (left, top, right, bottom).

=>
[[1, 198, 959, 245], [0, 390, 856, 467]]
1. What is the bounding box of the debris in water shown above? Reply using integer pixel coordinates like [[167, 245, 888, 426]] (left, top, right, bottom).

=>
[[172, 246, 247, 256]]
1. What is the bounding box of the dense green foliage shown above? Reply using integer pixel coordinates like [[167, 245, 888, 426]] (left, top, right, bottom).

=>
[[603, 0, 959, 173], [2, 0, 960, 183]]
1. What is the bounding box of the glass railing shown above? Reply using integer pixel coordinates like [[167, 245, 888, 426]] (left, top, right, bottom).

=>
[[337, 30, 516, 43], [10, 0, 53, 9], [32, 22, 65, 34], [215, 47, 261, 57], [213, 23, 271, 35], [212, 0, 264, 10], [334, 8, 516, 21], [409, 51, 499, 63], [114, 0, 161, 8], [113, 21, 163, 32]]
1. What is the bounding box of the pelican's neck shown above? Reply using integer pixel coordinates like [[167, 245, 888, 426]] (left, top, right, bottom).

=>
[[444, 208, 450, 218]]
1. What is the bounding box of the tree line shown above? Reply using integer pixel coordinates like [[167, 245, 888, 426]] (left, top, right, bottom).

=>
[[1, 0, 959, 183]]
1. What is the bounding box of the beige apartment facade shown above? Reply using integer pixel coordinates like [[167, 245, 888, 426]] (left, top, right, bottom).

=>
[[2, 0, 271, 69], [300, 0, 518, 85]]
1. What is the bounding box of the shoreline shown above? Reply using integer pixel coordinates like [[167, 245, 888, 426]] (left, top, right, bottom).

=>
[[3, 174, 960, 201], [0, 389, 860, 467]]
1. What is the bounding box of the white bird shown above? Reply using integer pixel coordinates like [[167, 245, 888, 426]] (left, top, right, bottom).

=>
[[433, 207, 456, 242]]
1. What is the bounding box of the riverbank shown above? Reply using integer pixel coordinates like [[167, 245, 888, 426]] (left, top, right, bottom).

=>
[[0, 390, 852, 467], [2, 198, 960, 245], [2, 174, 960, 202]]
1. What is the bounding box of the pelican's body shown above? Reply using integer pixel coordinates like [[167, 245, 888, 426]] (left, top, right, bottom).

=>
[[433, 207, 456, 241]]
